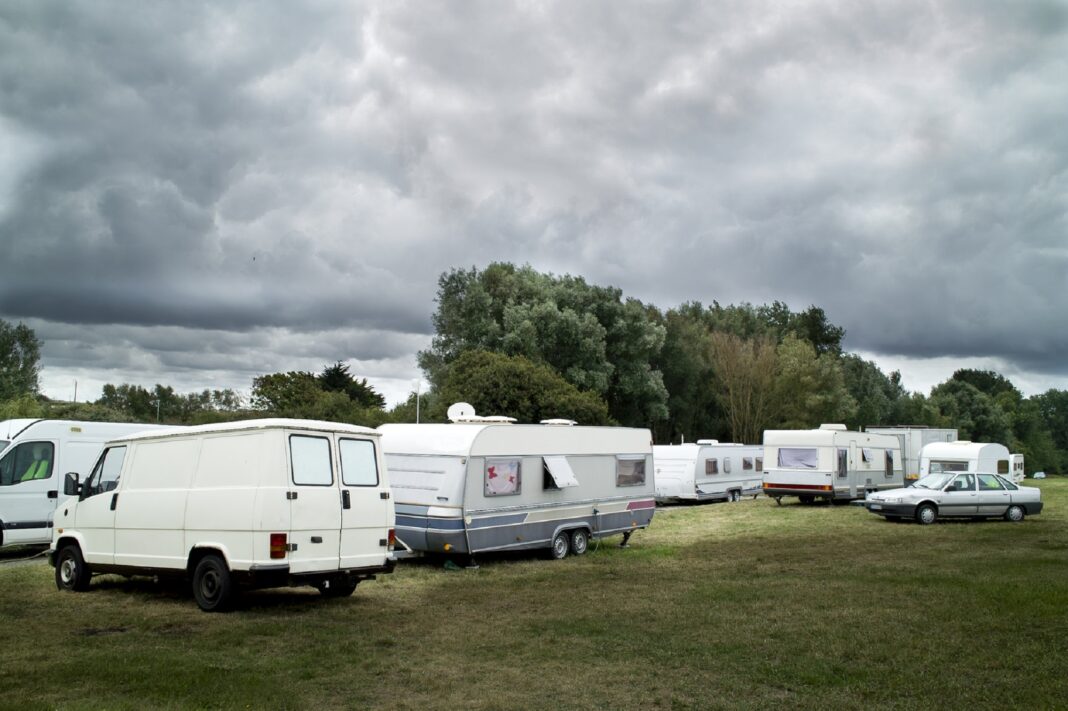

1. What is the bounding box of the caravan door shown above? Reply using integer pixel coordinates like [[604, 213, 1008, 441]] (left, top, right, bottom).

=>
[[337, 437, 390, 570], [0, 439, 57, 545]]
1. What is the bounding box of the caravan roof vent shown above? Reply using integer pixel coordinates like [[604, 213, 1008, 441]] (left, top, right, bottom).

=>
[[540, 418, 577, 426], [447, 402, 478, 423], [695, 439, 719, 445], [480, 416, 517, 424], [819, 424, 848, 431]]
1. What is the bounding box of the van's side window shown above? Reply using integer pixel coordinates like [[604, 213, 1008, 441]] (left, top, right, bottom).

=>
[[616, 456, 646, 487], [485, 459, 520, 496], [705, 459, 718, 475], [340, 438, 378, 487], [290, 436, 333, 486], [0, 441, 54, 486], [85, 446, 127, 497]]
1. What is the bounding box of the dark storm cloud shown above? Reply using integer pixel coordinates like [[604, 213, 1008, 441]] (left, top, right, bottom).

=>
[[1, 0, 1066, 400]]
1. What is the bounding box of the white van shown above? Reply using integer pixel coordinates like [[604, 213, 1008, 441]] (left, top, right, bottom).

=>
[[50, 419, 396, 611], [0, 419, 172, 547]]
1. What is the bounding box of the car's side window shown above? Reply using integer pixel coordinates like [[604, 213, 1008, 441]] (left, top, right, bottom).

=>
[[978, 474, 1004, 491], [947, 473, 975, 492], [85, 446, 127, 498]]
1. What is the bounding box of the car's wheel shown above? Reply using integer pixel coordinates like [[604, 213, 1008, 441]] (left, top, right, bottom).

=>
[[192, 554, 234, 612], [916, 503, 938, 525], [799, 495, 815, 505], [316, 577, 359, 598], [570, 529, 589, 556], [549, 531, 570, 560], [55, 544, 91, 592], [1004, 505, 1026, 523]]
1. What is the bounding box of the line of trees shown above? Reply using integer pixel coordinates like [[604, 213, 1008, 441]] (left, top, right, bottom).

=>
[[2, 264, 1067, 474]]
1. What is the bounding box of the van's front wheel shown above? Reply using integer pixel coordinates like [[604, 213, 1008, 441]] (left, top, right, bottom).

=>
[[192, 555, 234, 612], [55, 544, 91, 592]]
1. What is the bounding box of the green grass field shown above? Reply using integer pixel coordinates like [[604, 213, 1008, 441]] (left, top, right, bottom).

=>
[[2, 480, 1066, 710]]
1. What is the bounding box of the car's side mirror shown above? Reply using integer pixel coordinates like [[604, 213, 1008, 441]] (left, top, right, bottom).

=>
[[63, 472, 80, 497]]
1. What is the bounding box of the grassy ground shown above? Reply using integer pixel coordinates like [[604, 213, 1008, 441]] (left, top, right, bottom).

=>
[[1, 480, 1066, 710]]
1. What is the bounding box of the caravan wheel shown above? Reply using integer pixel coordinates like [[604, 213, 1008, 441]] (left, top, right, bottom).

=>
[[549, 532, 570, 560], [570, 529, 589, 556]]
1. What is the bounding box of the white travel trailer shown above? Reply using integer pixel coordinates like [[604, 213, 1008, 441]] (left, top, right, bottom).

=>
[[762, 425, 904, 503], [50, 419, 396, 611], [0, 419, 172, 547], [864, 426, 958, 485], [919, 441, 1023, 483], [653, 440, 764, 503], [378, 417, 656, 560]]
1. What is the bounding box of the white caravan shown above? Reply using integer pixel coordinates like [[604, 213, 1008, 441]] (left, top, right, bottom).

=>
[[919, 441, 1023, 483], [653, 440, 764, 503], [864, 426, 958, 485], [762, 425, 904, 503], [50, 419, 395, 611], [0, 419, 172, 547], [378, 418, 656, 560]]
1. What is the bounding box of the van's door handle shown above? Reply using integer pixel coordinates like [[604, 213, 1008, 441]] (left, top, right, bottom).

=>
[[342, 490, 351, 509], [110, 493, 119, 511]]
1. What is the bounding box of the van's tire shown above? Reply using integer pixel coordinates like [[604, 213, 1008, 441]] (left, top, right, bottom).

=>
[[55, 544, 91, 592], [549, 532, 570, 560], [916, 503, 938, 525], [192, 554, 234, 612], [1004, 505, 1025, 523], [316, 577, 359, 598], [569, 529, 589, 556]]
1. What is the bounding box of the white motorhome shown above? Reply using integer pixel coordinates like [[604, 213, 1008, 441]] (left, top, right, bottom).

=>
[[50, 419, 395, 611], [864, 426, 958, 485], [919, 441, 1023, 483], [653, 440, 763, 503], [762, 425, 904, 503], [0, 419, 172, 547], [378, 416, 655, 560]]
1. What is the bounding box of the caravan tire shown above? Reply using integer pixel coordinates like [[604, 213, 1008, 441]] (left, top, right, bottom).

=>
[[798, 495, 815, 505], [55, 544, 91, 592], [192, 554, 234, 612], [549, 532, 570, 560], [570, 529, 589, 556]]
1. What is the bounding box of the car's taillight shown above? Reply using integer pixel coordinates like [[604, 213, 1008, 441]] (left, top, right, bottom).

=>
[[270, 532, 287, 559], [387, 528, 396, 551]]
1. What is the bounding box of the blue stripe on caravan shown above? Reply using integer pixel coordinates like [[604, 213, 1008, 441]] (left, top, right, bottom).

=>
[[467, 513, 528, 529], [396, 515, 466, 531], [395, 504, 431, 516]]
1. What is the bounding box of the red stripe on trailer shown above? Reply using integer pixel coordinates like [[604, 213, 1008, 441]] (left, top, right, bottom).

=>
[[627, 499, 656, 510], [762, 483, 832, 491]]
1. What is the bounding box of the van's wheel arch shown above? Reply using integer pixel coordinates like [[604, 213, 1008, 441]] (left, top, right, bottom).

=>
[[191, 553, 234, 612], [55, 542, 91, 592]]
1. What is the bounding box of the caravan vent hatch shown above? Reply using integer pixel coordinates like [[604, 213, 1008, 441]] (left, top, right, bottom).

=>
[[819, 424, 848, 431]]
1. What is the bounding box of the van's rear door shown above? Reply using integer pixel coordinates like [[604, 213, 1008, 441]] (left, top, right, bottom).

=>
[[337, 436, 392, 570], [286, 433, 341, 574]]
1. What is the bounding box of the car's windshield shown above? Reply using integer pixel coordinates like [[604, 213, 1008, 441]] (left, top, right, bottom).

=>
[[914, 473, 954, 490]]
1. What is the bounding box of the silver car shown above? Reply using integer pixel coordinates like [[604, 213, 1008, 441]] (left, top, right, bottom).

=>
[[863, 472, 1043, 525]]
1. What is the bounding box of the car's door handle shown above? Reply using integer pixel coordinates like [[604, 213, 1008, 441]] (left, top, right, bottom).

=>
[[342, 490, 351, 509], [110, 493, 119, 510]]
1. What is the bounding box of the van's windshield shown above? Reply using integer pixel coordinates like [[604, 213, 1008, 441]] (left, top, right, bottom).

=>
[[0, 440, 8, 451]]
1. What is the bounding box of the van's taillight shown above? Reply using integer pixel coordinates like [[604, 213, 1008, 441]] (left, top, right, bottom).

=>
[[387, 528, 396, 551], [270, 533, 287, 559]]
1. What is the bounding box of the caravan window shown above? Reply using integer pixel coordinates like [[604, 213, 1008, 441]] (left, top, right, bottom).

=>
[[705, 458, 718, 475], [997, 460, 1009, 475], [778, 448, 817, 469], [742, 457, 753, 471], [290, 435, 333, 486], [884, 450, 894, 478], [929, 460, 968, 474], [616, 456, 646, 487], [861, 448, 873, 464], [485, 459, 521, 496], [85, 446, 127, 498], [755, 457, 763, 471], [340, 438, 378, 487], [543, 456, 579, 490], [0, 441, 54, 486]]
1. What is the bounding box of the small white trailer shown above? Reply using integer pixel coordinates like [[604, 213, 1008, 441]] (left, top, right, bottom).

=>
[[378, 413, 655, 560], [0, 419, 173, 547], [762, 424, 904, 503], [919, 441, 1023, 483], [865, 426, 958, 485], [653, 440, 763, 503]]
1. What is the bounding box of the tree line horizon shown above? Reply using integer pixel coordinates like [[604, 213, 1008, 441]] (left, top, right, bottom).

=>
[[2, 262, 1065, 473]]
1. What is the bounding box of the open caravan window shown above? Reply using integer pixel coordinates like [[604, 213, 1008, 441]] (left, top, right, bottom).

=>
[[777, 448, 817, 469], [616, 455, 646, 487], [485, 458, 521, 496], [543, 456, 579, 490]]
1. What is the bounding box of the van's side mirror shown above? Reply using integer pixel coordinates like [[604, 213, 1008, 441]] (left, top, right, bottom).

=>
[[63, 472, 80, 498]]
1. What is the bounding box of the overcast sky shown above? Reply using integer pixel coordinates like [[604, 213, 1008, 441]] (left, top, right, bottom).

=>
[[1, 1, 1066, 407]]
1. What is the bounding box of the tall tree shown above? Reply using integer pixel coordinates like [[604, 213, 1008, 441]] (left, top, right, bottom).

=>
[[929, 380, 1011, 444], [318, 361, 387, 409], [708, 332, 778, 444], [774, 335, 856, 429], [0, 319, 41, 400]]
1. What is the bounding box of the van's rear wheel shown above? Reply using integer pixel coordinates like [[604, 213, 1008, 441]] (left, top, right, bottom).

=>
[[316, 577, 359, 598], [55, 544, 91, 592], [192, 554, 234, 612], [569, 529, 589, 556], [549, 532, 570, 560]]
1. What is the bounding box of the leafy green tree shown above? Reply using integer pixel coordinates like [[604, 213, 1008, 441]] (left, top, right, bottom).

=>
[[840, 354, 905, 429], [428, 350, 611, 425], [708, 332, 778, 444], [318, 361, 387, 409], [950, 369, 1020, 400], [929, 380, 1011, 443], [655, 304, 721, 442], [0, 393, 44, 419], [0, 319, 41, 400], [773, 335, 856, 429], [1033, 389, 1068, 473]]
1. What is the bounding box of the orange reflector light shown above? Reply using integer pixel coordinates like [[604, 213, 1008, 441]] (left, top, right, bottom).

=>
[[444, 543, 452, 551], [387, 528, 396, 550], [270, 532, 287, 559]]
